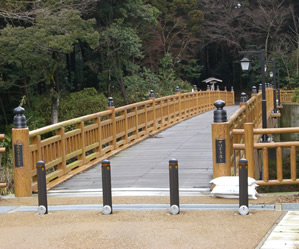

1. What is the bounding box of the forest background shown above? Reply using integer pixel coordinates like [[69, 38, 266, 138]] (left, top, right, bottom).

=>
[[0, 0, 298, 190]]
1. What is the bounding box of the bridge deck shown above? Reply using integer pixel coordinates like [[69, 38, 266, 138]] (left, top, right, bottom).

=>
[[53, 105, 239, 192]]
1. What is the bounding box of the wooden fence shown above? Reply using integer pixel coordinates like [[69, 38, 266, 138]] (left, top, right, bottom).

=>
[[280, 90, 298, 103], [212, 87, 275, 178], [233, 126, 299, 186], [12, 89, 234, 196], [212, 87, 299, 186]]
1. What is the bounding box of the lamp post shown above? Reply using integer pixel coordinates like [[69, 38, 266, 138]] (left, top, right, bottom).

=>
[[239, 50, 267, 141], [265, 60, 277, 113], [276, 68, 281, 106]]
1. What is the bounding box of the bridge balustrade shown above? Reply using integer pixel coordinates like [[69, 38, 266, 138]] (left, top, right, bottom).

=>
[[12, 89, 235, 196], [280, 90, 298, 103], [212, 88, 274, 178], [233, 126, 299, 186]]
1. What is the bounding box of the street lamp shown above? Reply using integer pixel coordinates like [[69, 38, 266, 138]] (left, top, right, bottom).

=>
[[276, 68, 281, 106], [239, 50, 267, 141], [265, 60, 277, 113]]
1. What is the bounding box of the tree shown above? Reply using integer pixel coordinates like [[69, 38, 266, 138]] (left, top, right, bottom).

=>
[[0, 7, 99, 124]]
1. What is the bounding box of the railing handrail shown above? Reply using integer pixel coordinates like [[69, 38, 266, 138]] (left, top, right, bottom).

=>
[[13, 89, 235, 196]]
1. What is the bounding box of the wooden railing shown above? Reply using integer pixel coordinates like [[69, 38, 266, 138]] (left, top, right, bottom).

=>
[[233, 126, 299, 186], [212, 87, 274, 178], [12, 89, 234, 196], [280, 90, 297, 103], [0, 134, 7, 188]]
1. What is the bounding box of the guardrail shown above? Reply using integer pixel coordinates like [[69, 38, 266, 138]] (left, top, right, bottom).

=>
[[233, 126, 299, 186], [280, 90, 298, 103], [12, 88, 235, 196], [212, 87, 274, 178]]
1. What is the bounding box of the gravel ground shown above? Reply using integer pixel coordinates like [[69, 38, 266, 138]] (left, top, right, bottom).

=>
[[0, 194, 293, 248]]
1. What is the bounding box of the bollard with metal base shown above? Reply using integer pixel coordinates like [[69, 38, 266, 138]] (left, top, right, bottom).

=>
[[169, 158, 180, 215], [239, 158, 249, 215], [102, 160, 112, 215], [37, 161, 48, 215]]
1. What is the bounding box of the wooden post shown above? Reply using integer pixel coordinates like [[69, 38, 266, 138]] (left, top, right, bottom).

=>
[[176, 87, 182, 120], [212, 100, 231, 178], [149, 90, 157, 130], [244, 123, 254, 178], [12, 107, 32, 197], [108, 97, 117, 149]]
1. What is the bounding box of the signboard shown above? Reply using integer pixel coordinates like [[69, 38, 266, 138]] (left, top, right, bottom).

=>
[[14, 144, 24, 168], [216, 139, 226, 163]]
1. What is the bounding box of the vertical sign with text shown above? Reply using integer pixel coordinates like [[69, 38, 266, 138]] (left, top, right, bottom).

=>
[[216, 139, 226, 163]]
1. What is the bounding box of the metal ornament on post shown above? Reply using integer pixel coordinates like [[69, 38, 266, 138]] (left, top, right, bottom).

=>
[[13, 106, 27, 129], [213, 100, 227, 123], [240, 92, 248, 103], [252, 86, 257, 94], [149, 90, 155, 98], [108, 97, 114, 107], [176, 86, 180, 93]]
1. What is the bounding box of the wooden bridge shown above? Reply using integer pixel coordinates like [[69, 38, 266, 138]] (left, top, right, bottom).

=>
[[9, 88, 299, 197]]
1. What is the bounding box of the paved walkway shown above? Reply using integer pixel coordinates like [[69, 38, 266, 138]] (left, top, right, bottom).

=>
[[260, 211, 299, 249], [53, 105, 239, 192]]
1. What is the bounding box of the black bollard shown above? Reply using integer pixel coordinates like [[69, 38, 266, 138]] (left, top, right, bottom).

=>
[[169, 158, 180, 215], [239, 158, 249, 215], [37, 161, 48, 215], [102, 160, 112, 215]]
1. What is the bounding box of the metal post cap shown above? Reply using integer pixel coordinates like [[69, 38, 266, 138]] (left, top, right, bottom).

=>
[[231, 86, 234, 91], [176, 86, 180, 93], [108, 97, 114, 107], [169, 158, 178, 163], [13, 106, 27, 128], [149, 90, 155, 98], [252, 86, 257, 94], [213, 100, 227, 123], [240, 92, 248, 103], [259, 84, 262, 91], [102, 159, 110, 165], [193, 85, 198, 91], [37, 161, 45, 166], [239, 158, 248, 165]]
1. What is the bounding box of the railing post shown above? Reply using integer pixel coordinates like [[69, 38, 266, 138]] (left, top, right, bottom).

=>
[[212, 100, 231, 178], [244, 123, 255, 178], [108, 97, 117, 149], [169, 158, 180, 215], [149, 90, 157, 130], [12, 106, 32, 197], [231, 86, 235, 105], [239, 158, 249, 215], [37, 161, 48, 215], [176, 86, 182, 120], [102, 159, 112, 215]]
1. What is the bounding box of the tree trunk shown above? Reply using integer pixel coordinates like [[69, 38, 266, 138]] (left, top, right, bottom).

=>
[[51, 95, 59, 124]]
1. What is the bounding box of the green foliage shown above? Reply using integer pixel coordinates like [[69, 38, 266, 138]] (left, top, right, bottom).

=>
[[291, 88, 299, 103], [58, 88, 107, 121]]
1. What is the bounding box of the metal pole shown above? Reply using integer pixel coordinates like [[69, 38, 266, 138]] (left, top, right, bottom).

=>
[[277, 69, 281, 106], [37, 161, 48, 215], [260, 51, 268, 141], [239, 158, 249, 215], [169, 158, 180, 215], [102, 159, 112, 215]]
